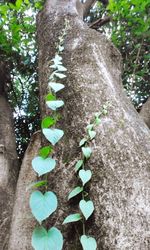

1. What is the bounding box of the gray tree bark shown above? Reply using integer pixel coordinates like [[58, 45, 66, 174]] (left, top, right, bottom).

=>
[[140, 98, 150, 129], [7, 0, 150, 249], [8, 132, 41, 250], [0, 62, 19, 249]]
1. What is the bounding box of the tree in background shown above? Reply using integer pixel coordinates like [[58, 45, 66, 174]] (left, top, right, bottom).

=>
[[90, 0, 150, 107]]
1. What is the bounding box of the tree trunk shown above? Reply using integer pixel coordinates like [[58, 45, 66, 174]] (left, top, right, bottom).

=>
[[140, 98, 150, 129], [8, 132, 41, 250], [7, 0, 150, 249], [0, 62, 19, 249]]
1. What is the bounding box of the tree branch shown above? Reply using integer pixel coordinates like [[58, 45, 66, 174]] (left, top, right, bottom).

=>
[[83, 0, 97, 18], [89, 16, 111, 29]]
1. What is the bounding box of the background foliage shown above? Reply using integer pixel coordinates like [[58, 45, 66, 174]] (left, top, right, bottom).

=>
[[0, 0, 149, 158], [92, 0, 150, 107]]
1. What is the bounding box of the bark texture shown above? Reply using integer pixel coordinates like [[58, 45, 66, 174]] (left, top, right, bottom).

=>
[[36, 1, 150, 249], [8, 132, 41, 250], [140, 98, 150, 129], [0, 62, 19, 249], [7, 0, 150, 249]]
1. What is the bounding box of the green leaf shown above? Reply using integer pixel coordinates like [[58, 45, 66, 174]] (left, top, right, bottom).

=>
[[58, 45, 64, 52], [52, 54, 62, 65], [41, 117, 56, 129], [80, 235, 97, 250], [32, 226, 63, 250], [32, 156, 56, 176], [79, 200, 94, 220], [50, 64, 57, 69], [95, 117, 101, 125], [68, 186, 83, 200], [39, 146, 53, 158], [88, 130, 96, 140], [79, 138, 87, 147], [46, 100, 64, 111], [26, 180, 48, 191], [63, 213, 82, 224], [49, 82, 65, 93], [45, 93, 56, 101], [102, 109, 108, 115], [43, 128, 64, 145], [82, 147, 92, 159], [74, 160, 83, 172], [9, 3, 16, 10], [54, 72, 66, 79], [57, 65, 67, 72], [30, 191, 57, 223], [16, 0, 22, 9], [79, 169, 92, 186], [86, 124, 94, 131]]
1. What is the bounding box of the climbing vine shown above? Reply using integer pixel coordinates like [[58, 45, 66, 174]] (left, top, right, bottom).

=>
[[28, 18, 109, 250], [63, 103, 109, 250], [29, 19, 69, 250]]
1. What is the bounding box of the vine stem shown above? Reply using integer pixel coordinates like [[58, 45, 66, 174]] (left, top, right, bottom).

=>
[[82, 218, 86, 235], [45, 173, 48, 191], [82, 190, 86, 235], [81, 159, 86, 235]]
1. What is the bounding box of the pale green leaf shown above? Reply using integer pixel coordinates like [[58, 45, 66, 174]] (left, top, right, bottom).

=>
[[79, 138, 87, 147], [30, 191, 57, 223], [82, 147, 92, 159], [43, 128, 64, 145], [46, 100, 64, 111], [68, 186, 83, 200], [88, 130, 96, 140], [54, 72, 66, 79], [32, 156, 56, 176], [49, 82, 65, 93], [63, 213, 82, 224], [80, 235, 97, 250], [79, 200, 94, 220], [74, 160, 83, 172], [32, 226, 63, 250], [79, 169, 92, 186]]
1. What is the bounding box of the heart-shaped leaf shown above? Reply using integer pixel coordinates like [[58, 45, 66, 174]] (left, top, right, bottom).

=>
[[82, 147, 92, 159], [32, 156, 56, 176], [63, 213, 82, 224], [30, 191, 57, 223], [80, 235, 97, 250], [79, 138, 87, 147], [57, 65, 67, 71], [43, 128, 64, 145], [88, 130, 96, 140], [46, 100, 64, 111], [79, 200, 94, 220], [54, 72, 66, 79], [74, 160, 83, 172], [41, 117, 56, 129], [39, 146, 53, 158], [51, 54, 62, 66], [86, 124, 94, 131], [45, 93, 56, 101], [58, 45, 64, 52], [68, 186, 83, 200], [32, 226, 63, 250], [95, 117, 101, 125], [102, 109, 108, 115], [79, 169, 92, 186], [49, 82, 65, 93]]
